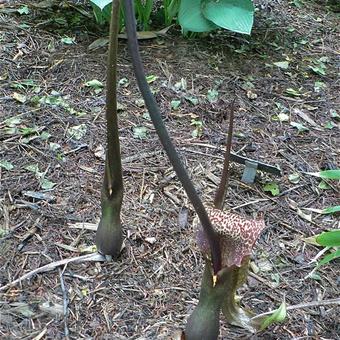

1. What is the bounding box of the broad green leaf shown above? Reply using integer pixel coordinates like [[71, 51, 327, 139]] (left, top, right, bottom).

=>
[[0, 160, 14, 170], [178, 0, 217, 32], [263, 182, 280, 196], [307, 169, 340, 180], [322, 206, 340, 215], [316, 230, 340, 247], [133, 126, 148, 139], [90, 0, 111, 11], [316, 249, 340, 268], [273, 61, 289, 69], [202, 0, 254, 35], [260, 301, 287, 331]]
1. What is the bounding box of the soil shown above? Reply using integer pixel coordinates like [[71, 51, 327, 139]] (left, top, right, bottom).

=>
[[0, 0, 339, 339]]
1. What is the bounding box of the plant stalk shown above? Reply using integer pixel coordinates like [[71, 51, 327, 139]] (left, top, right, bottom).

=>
[[122, 0, 221, 275], [95, 0, 124, 257]]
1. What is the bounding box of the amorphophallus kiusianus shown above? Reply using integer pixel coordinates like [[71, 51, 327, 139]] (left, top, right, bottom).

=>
[[185, 207, 266, 339]]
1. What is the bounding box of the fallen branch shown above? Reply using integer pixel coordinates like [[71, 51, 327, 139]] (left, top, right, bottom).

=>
[[0, 253, 106, 292]]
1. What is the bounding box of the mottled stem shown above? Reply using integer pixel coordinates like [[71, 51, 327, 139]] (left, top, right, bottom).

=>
[[95, 0, 123, 257]]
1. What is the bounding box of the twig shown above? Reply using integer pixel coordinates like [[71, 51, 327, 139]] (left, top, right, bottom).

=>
[[59, 268, 70, 339], [0, 253, 105, 292], [251, 298, 340, 321]]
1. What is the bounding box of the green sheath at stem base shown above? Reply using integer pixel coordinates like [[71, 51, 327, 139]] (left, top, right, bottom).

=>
[[185, 257, 257, 339]]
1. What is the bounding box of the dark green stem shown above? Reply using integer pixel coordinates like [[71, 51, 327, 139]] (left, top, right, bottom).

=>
[[122, 0, 221, 275], [185, 262, 225, 340], [95, 0, 123, 257]]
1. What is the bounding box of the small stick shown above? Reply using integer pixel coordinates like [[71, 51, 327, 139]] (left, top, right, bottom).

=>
[[250, 297, 340, 321], [59, 268, 70, 339], [0, 253, 105, 292], [214, 100, 235, 210]]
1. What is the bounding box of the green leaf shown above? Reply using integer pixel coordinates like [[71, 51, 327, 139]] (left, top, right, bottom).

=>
[[0, 160, 14, 171], [290, 122, 309, 132], [314, 81, 326, 93], [263, 182, 280, 196], [171, 100, 181, 110], [39, 131, 51, 140], [85, 79, 103, 88], [67, 124, 87, 140], [49, 142, 61, 151], [330, 109, 339, 120], [323, 121, 336, 129], [85, 79, 103, 94], [133, 126, 148, 139], [318, 180, 330, 190], [260, 301, 287, 331], [207, 89, 219, 103], [178, 0, 217, 32], [288, 173, 300, 184], [322, 206, 340, 215], [316, 230, 340, 247], [285, 88, 301, 97], [146, 75, 158, 83], [185, 96, 199, 105], [202, 0, 254, 35], [309, 65, 326, 76], [12, 92, 27, 103], [17, 5, 30, 15], [24, 164, 40, 174], [307, 169, 340, 180], [40, 178, 56, 190], [316, 249, 340, 268], [277, 113, 289, 122], [273, 61, 289, 69], [4, 117, 21, 127], [61, 36, 76, 45], [90, 0, 112, 11]]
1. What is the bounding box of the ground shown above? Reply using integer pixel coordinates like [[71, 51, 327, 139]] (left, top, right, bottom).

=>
[[0, 0, 339, 339]]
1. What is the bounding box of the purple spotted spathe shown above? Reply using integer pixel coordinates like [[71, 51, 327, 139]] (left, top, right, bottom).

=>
[[195, 207, 266, 268]]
